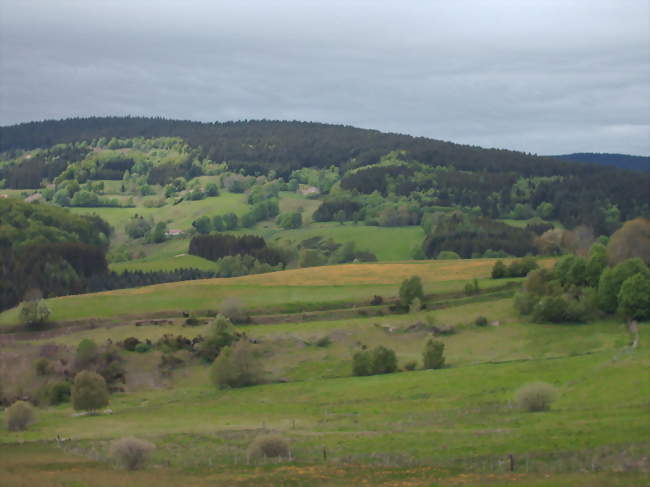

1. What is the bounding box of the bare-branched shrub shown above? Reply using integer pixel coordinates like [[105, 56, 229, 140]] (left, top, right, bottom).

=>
[[220, 297, 249, 323], [5, 400, 35, 431], [247, 435, 291, 462], [515, 382, 558, 412], [109, 437, 155, 470]]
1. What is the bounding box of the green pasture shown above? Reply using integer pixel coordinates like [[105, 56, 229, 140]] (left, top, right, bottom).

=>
[[110, 254, 219, 273], [264, 223, 425, 261], [1, 320, 647, 477], [70, 192, 250, 232]]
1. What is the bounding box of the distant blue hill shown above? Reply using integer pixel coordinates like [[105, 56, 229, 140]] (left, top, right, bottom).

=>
[[550, 153, 650, 173]]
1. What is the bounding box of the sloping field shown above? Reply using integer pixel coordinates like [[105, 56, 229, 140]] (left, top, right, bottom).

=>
[[0, 259, 538, 325], [232, 259, 505, 286]]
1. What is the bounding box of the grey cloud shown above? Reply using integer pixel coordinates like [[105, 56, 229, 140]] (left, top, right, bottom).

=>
[[1, 0, 648, 155]]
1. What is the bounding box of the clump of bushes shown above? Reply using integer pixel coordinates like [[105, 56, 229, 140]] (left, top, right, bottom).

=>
[[514, 249, 649, 324], [134, 343, 153, 353], [247, 435, 291, 462], [184, 312, 201, 326], [352, 345, 397, 376], [4, 400, 36, 431], [474, 316, 488, 327], [156, 334, 194, 354], [314, 336, 331, 347], [422, 339, 445, 369], [109, 437, 155, 470], [39, 381, 71, 406], [196, 314, 240, 362], [122, 337, 141, 351], [35, 357, 53, 376], [492, 257, 538, 279], [514, 382, 558, 412], [403, 360, 418, 371]]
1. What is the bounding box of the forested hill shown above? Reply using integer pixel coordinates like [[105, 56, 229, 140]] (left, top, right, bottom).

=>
[[1, 117, 648, 233], [551, 153, 650, 173], [0, 116, 631, 178]]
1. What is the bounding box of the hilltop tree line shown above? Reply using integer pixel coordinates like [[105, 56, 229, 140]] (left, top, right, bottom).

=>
[[1, 117, 648, 233]]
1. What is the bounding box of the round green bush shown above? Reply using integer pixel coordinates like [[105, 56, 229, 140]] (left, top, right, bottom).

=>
[[71, 370, 109, 412]]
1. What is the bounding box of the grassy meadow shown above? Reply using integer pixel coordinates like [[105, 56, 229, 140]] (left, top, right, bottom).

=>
[[1, 257, 648, 486]]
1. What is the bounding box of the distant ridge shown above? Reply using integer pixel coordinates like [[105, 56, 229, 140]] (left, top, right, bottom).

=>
[[550, 153, 650, 173]]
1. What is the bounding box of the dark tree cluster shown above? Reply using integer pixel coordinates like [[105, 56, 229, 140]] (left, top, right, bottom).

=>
[[1, 144, 91, 189], [0, 199, 111, 311], [189, 234, 286, 267], [312, 198, 363, 222], [1, 242, 108, 312], [422, 214, 536, 259], [491, 257, 539, 278], [147, 158, 203, 185], [94, 155, 135, 180], [88, 268, 218, 293], [340, 165, 415, 195]]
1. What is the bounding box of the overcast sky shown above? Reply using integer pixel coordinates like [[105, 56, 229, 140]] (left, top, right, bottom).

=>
[[1, 0, 648, 155]]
